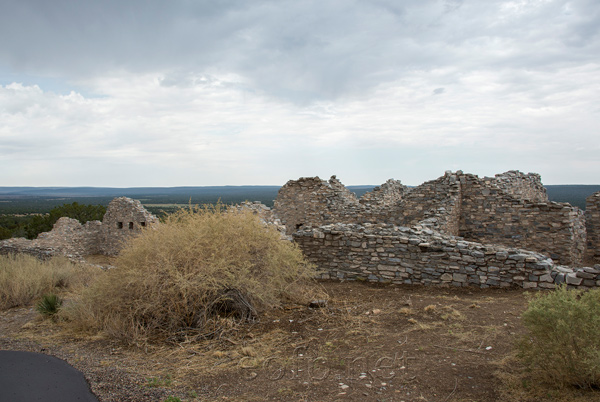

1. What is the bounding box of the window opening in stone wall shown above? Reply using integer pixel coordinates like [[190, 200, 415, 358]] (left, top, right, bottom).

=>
[[140, 222, 146, 227], [117, 222, 123, 229], [129, 222, 134, 230]]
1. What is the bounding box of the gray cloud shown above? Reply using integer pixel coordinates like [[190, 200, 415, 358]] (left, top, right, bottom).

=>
[[1, 0, 598, 102], [1, 0, 599, 186]]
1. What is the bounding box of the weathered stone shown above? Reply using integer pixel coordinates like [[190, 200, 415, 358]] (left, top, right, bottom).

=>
[[0, 197, 158, 260], [565, 273, 583, 286]]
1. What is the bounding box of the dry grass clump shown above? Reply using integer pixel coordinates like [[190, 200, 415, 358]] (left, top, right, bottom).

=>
[[64, 206, 316, 343], [0, 254, 95, 310]]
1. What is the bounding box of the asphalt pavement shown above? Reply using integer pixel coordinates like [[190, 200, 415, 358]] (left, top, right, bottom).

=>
[[0, 350, 99, 402]]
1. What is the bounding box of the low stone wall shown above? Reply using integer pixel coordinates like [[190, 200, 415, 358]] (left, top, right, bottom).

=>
[[36, 217, 103, 255], [0, 218, 103, 260], [294, 223, 600, 290], [0, 238, 57, 260], [586, 192, 600, 264]]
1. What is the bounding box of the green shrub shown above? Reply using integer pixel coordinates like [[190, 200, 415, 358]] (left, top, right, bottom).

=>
[[64, 206, 316, 342], [517, 286, 600, 389], [0, 254, 96, 310], [36, 293, 62, 316]]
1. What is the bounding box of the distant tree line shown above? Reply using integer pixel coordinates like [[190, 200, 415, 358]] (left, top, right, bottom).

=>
[[0, 202, 106, 240]]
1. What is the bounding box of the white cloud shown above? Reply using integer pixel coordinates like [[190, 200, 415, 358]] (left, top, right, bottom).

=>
[[0, 0, 599, 186]]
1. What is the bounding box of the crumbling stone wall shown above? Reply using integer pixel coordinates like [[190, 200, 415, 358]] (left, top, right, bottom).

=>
[[492, 170, 548, 203], [36, 217, 103, 255], [586, 192, 600, 264], [273, 170, 587, 266], [0, 238, 56, 260], [359, 179, 408, 208], [0, 218, 103, 260], [273, 176, 356, 232], [394, 171, 462, 235], [273, 176, 407, 233], [458, 174, 586, 266], [101, 197, 159, 255], [294, 223, 600, 290], [0, 197, 158, 259]]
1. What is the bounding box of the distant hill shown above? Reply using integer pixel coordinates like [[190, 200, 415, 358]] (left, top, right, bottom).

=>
[[545, 185, 600, 210], [1, 184, 596, 214]]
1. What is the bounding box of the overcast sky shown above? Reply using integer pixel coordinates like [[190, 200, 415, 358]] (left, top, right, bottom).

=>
[[1, 0, 598, 187]]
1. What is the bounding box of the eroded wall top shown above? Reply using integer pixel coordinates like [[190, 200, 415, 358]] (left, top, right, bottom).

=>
[[491, 170, 548, 203]]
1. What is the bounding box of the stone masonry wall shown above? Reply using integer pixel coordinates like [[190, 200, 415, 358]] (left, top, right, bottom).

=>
[[491, 170, 548, 203], [359, 179, 408, 208], [0, 218, 103, 260], [101, 197, 159, 255], [458, 174, 586, 266], [395, 171, 462, 235], [273, 170, 589, 266], [36, 217, 103, 255], [294, 223, 600, 290], [586, 192, 600, 264], [0, 197, 158, 259], [273, 176, 407, 233]]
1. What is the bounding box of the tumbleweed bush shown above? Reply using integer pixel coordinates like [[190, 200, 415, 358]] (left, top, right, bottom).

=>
[[65, 205, 315, 342], [517, 286, 600, 389]]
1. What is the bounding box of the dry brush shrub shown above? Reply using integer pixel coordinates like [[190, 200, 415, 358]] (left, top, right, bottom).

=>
[[64, 206, 316, 342], [517, 286, 600, 389], [0, 254, 95, 310]]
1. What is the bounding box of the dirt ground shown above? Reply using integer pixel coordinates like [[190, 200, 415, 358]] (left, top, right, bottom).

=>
[[1, 280, 599, 402]]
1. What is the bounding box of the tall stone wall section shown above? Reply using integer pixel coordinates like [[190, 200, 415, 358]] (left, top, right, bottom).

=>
[[394, 171, 462, 235], [273, 176, 407, 233], [458, 174, 586, 266], [101, 197, 159, 255], [586, 192, 600, 264], [294, 223, 600, 290]]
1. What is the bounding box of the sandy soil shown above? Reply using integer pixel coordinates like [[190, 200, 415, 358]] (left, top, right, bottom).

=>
[[0, 280, 545, 402]]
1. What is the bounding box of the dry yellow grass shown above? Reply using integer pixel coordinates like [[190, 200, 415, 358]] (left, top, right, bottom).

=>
[[0, 254, 97, 310]]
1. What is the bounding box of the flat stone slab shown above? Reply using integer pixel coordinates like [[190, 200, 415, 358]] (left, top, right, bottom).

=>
[[0, 350, 99, 402]]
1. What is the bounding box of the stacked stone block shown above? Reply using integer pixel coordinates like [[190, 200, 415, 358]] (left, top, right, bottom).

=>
[[394, 171, 462, 235], [100, 197, 159, 255], [0, 197, 158, 259], [294, 223, 600, 290], [273, 175, 407, 233], [586, 192, 600, 264], [491, 170, 548, 203], [458, 174, 586, 266]]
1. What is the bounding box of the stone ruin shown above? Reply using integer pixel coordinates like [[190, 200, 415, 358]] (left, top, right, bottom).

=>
[[1, 171, 599, 291], [272, 170, 600, 290], [0, 197, 158, 260]]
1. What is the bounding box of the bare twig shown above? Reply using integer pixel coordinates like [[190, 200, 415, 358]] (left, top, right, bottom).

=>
[[433, 345, 490, 355], [443, 378, 458, 401]]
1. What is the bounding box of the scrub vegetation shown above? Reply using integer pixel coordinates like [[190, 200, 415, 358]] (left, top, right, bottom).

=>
[[62, 206, 317, 343], [0, 254, 95, 310]]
